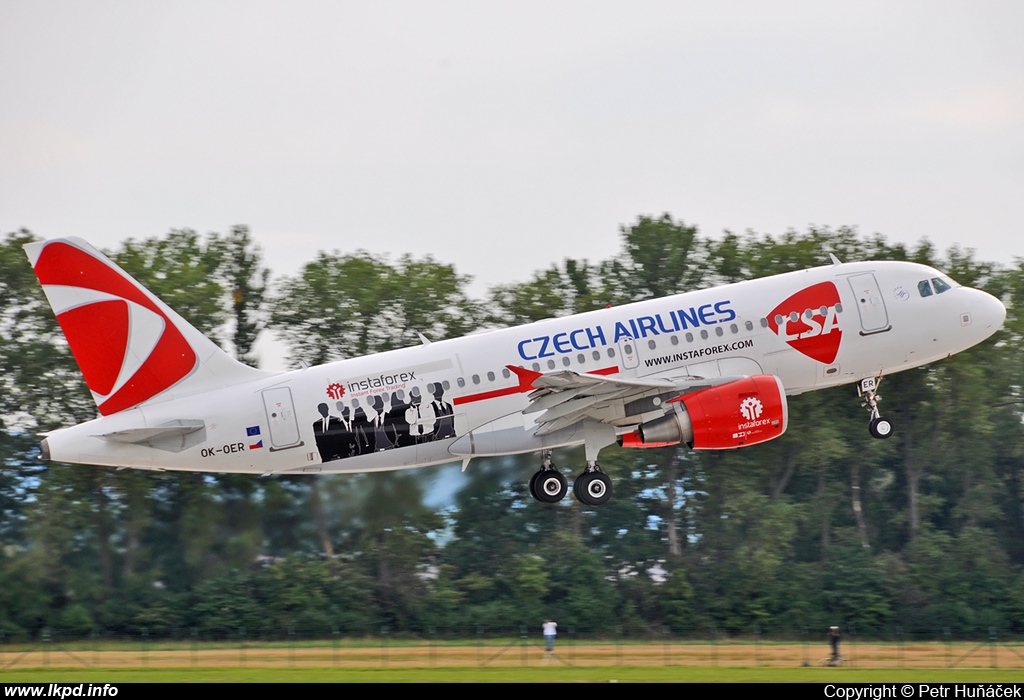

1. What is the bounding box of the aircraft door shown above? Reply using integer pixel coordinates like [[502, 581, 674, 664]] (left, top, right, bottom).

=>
[[262, 387, 304, 451], [617, 337, 640, 370], [848, 273, 891, 335]]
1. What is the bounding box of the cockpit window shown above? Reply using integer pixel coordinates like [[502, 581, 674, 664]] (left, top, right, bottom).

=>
[[931, 277, 951, 294], [918, 280, 933, 297]]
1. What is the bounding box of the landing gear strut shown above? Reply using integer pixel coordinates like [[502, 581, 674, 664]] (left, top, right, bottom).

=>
[[529, 451, 568, 503], [574, 463, 612, 506], [858, 376, 893, 439]]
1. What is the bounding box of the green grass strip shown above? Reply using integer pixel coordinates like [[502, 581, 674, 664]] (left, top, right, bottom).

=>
[[3, 667, 1024, 683]]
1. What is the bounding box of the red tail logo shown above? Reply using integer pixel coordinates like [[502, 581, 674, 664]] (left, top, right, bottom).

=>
[[766, 282, 843, 364], [33, 241, 197, 415]]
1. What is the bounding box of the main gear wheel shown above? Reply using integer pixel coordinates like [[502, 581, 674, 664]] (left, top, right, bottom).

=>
[[574, 469, 612, 506]]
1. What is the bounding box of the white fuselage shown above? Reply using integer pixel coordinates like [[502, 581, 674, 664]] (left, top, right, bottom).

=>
[[42, 260, 1005, 474]]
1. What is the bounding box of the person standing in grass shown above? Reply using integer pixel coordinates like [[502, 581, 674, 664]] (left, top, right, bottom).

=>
[[543, 619, 557, 654], [829, 626, 841, 663]]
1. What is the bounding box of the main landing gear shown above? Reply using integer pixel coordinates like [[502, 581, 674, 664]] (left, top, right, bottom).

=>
[[574, 465, 612, 506], [858, 376, 893, 439], [529, 451, 568, 503], [528, 451, 613, 506]]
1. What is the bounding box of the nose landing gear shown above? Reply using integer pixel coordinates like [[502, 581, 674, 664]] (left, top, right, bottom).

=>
[[859, 376, 893, 439]]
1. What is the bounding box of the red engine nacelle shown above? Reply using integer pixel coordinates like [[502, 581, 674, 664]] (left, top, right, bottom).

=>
[[636, 374, 788, 449]]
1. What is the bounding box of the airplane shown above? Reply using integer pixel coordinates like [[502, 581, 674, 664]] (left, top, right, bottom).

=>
[[24, 237, 1006, 506]]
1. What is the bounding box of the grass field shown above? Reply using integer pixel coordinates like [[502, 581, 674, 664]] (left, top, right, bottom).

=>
[[2, 640, 1023, 682], [3, 666, 1024, 683]]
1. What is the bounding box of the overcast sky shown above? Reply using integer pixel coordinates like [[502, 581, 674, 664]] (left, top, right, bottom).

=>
[[3, 0, 1022, 295]]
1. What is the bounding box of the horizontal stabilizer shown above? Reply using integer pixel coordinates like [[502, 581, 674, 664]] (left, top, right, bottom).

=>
[[97, 419, 207, 453]]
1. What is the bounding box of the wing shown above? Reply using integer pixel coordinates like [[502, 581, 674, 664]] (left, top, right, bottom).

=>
[[506, 365, 745, 436]]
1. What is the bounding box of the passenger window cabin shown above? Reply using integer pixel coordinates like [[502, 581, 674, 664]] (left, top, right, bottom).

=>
[[442, 312, 772, 396]]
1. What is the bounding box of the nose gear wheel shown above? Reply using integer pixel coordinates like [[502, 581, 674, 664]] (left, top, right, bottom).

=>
[[869, 416, 893, 439], [858, 375, 893, 440]]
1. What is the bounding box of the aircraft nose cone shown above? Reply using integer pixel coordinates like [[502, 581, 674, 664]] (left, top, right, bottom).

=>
[[968, 288, 1006, 337], [979, 289, 1006, 330]]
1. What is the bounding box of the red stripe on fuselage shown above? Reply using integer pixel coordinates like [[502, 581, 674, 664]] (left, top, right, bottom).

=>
[[452, 365, 619, 406]]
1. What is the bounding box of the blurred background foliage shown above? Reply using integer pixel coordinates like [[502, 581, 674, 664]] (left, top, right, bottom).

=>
[[1, 216, 1023, 639]]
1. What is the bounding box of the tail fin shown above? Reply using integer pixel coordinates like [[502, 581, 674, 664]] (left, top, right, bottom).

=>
[[25, 237, 271, 416]]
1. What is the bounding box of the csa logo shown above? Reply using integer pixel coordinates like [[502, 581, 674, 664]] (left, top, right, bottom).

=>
[[739, 396, 763, 421], [765, 282, 843, 364], [32, 240, 197, 416]]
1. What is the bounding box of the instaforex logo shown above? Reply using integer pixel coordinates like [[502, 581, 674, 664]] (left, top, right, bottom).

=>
[[737, 395, 772, 430], [326, 371, 418, 399], [739, 396, 763, 421]]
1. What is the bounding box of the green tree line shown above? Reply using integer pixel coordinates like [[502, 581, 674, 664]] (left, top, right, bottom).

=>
[[1, 217, 1022, 639]]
